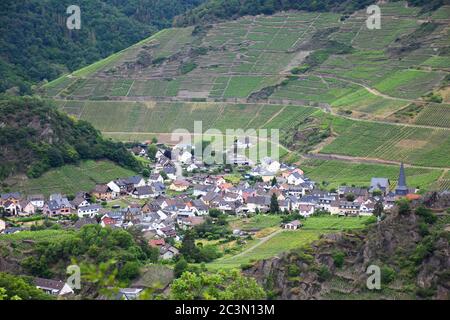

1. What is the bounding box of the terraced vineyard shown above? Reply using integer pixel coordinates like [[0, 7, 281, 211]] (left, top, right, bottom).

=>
[[433, 170, 450, 191], [42, 2, 450, 189], [414, 104, 450, 128], [300, 159, 443, 190], [320, 116, 450, 168], [57, 100, 317, 134]]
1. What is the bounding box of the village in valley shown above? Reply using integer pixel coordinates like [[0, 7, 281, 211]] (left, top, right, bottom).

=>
[[0, 138, 422, 297]]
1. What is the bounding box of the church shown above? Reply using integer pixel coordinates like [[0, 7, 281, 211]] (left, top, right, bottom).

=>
[[395, 163, 409, 196]]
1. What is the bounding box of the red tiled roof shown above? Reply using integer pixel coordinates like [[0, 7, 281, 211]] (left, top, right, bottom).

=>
[[149, 239, 166, 247]]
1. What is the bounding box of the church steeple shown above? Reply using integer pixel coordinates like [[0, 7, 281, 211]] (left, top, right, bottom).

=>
[[395, 162, 408, 196]]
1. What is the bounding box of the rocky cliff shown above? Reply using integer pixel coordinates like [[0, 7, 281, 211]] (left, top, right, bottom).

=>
[[245, 204, 450, 300]]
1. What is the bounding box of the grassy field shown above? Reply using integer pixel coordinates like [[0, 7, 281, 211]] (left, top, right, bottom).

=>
[[229, 215, 282, 231], [207, 215, 371, 270], [207, 230, 322, 269], [6, 160, 135, 196]]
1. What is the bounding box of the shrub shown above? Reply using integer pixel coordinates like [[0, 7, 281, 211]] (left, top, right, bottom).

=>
[[317, 266, 332, 281], [174, 257, 188, 278], [332, 251, 345, 268], [288, 265, 300, 277], [118, 261, 140, 281], [418, 222, 430, 237], [415, 206, 437, 224], [397, 199, 411, 215], [381, 266, 396, 284], [240, 263, 254, 270], [416, 287, 435, 298]]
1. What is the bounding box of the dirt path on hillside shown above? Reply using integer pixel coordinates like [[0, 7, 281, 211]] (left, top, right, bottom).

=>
[[219, 229, 284, 262]]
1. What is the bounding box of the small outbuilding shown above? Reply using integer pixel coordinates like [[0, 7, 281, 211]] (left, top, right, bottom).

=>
[[284, 220, 302, 230]]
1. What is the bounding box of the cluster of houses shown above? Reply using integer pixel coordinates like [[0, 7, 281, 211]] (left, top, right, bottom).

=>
[[1, 147, 416, 235], [0, 141, 418, 250], [0, 139, 420, 298]]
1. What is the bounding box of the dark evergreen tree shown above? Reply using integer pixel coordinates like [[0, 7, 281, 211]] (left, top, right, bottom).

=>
[[270, 193, 279, 214]]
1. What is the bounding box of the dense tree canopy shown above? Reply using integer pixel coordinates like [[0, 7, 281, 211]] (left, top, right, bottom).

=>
[[170, 269, 266, 299], [0, 96, 141, 180], [174, 0, 447, 27], [0, 0, 205, 93], [0, 272, 53, 300], [19, 224, 158, 281], [174, 0, 376, 26]]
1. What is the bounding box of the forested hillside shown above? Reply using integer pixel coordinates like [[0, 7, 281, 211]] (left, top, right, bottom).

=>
[[174, 0, 449, 26], [0, 97, 141, 180], [0, 0, 205, 94]]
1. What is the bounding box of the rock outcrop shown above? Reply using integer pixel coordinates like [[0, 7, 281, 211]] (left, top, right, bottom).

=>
[[245, 207, 450, 300]]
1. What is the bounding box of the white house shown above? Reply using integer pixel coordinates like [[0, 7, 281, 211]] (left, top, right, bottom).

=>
[[298, 204, 315, 217], [287, 172, 305, 185], [131, 186, 154, 199], [160, 245, 179, 260], [260, 157, 280, 173], [0, 219, 5, 233], [148, 173, 164, 184], [27, 195, 45, 209], [179, 151, 193, 164], [266, 160, 281, 173], [107, 181, 122, 197], [284, 220, 302, 230], [18, 200, 36, 216], [360, 199, 375, 216], [34, 278, 74, 296], [77, 204, 102, 218], [246, 196, 270, 213]]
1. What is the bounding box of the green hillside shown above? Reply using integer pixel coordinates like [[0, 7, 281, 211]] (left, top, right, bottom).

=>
[[0, 97, 141, 181], [0, 0, 205, 93], [42, 1, 450, 188]]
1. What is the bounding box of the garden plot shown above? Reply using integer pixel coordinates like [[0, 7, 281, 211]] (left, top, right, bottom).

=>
[[430, 5, 450, 20], [421, 55, 450, 69], [316, 50, 398, 85], [432, 170, 450, 191], [44, 76, 77, 97]]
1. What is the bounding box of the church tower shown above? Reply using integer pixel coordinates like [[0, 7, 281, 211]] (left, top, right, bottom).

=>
[[395, 162, 408, 196]]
